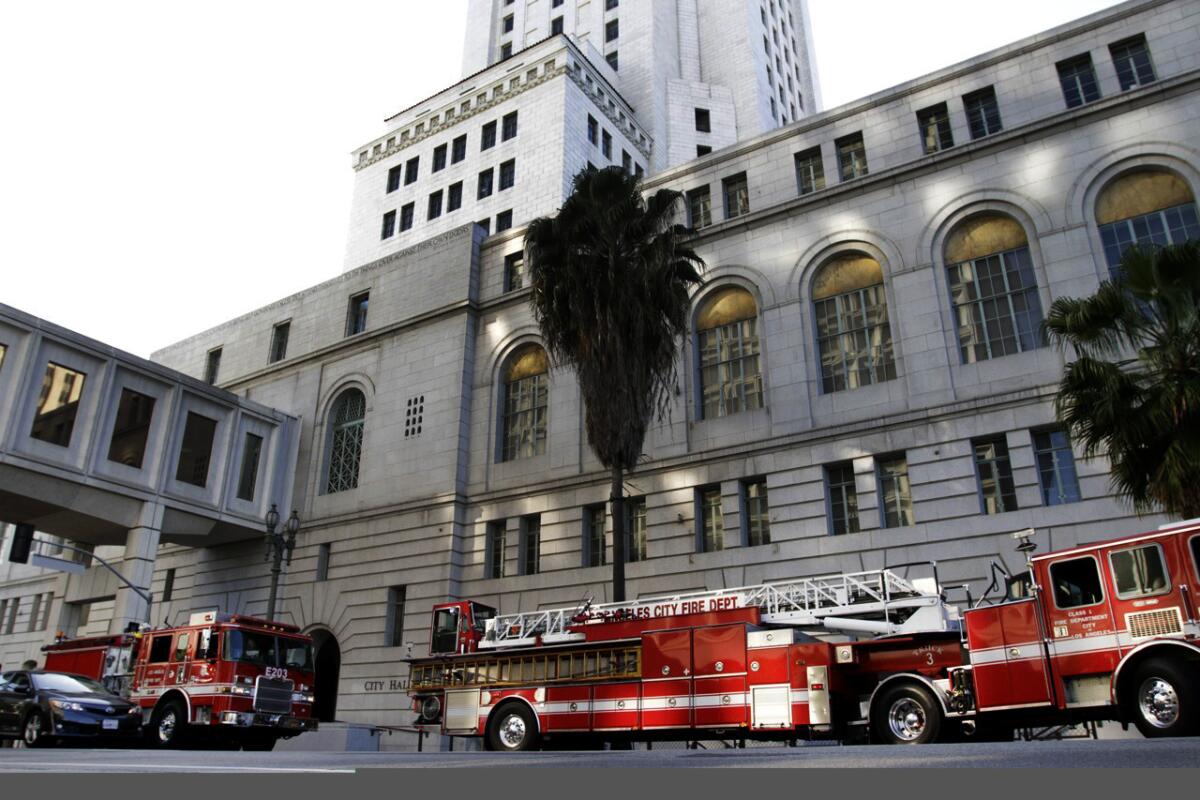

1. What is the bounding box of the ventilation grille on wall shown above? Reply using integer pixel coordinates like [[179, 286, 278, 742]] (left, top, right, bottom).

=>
[[1126, 607, 1184, 641], [405, 395, 424, 439]]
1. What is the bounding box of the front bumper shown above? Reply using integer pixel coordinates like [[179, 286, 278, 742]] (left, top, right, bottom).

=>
[[217, 711, 317, 733], [52, 710, 143, 738]]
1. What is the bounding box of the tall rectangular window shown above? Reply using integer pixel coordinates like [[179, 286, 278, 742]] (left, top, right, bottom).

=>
[[877, 455, 914, 528], [743, 479, 770, 547], [269, 321, 290, 364], [504, 252, 525, 292], [974, 436, 1018, 514], [502, 13, 514, 33], [428, 189, 443, 220], [496, 210, 513, 232], [502, 111, 519, 141], [622, 150, 632, 174], [400, 202, 415, 231], [836, 133, 868, 181], [585, 505, 607, 567], [1110, 35, 1156, 91], [385, 586, 406, 647], [500, 42, 512, 59], [606, 51, 618, 71], [316, 543, 330, 582], [204, 349, 221, 385], [699, 487, 724, 552], [521, 515, 541, 576], [481, 120, 497, 150], [432, 143, 447, 172], [346, 291, 369, 336], [107, 387, 155, 469], [826, 463, 860, 535], [694, 108, 711, 132], [447, 181, 463, 212], [1057, 54, 1101, 108], [28, 593, 42, 633], [723, 172, 750, 219], [963, 87, 1003, 140], [606, 0, 618, 8], [605, 19, 619, 42], [404, 156, 419, 185], [452, 134, 467, 164], [381, 209, 396, 239], [478, 168, 494, 199], [917, 102, 954, 154], [235, 432, 263, 501], [794, 147, 825, 195], [161, 568, 176, 603], [486, 521, 506, 579], [624, 497, 647, 562], [175, 412, 218, 488], [551, 16, 564, 35], [39, 592, 53, 630], [499, 159, 516, 190], [587, 115, 598, 145], [31, 362, 87, 447], [386, 165, 402, 193], [948, 245, 1046, 363], [1034, 429, 1082, 506], [4, 598, 19, 634], [601, 130, 612, 159], [687, 187, 712, 229]]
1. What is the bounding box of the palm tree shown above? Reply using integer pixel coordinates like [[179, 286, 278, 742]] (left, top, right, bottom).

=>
[[525, 166, 704, 602], [1044, 242, 1200, 519]]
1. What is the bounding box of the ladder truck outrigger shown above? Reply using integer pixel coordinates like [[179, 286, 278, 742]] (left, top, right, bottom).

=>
[[406, 520, 1200, 749]]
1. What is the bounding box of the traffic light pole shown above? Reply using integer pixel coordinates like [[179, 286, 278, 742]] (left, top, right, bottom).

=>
[[9, 532, 153, 608]]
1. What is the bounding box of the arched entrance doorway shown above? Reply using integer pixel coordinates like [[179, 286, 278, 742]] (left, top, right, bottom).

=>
[[309, 628, 341, 723]]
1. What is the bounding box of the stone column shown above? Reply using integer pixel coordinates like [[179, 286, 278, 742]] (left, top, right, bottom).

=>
[[109, 503, 163, 634]]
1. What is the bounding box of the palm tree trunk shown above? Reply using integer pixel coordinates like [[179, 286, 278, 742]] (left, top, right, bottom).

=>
[[611, 464, 626, 603]]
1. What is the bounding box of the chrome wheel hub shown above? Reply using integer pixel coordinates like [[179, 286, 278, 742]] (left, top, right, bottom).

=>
[[887, 698, 927, 741], [1138, 677, 1180, 729], [159, 710, 178, 743], [498, 714, 527, 749]]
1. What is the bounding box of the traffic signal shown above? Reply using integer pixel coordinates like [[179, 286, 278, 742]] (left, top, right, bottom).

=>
[[8, 523, 34, 564]]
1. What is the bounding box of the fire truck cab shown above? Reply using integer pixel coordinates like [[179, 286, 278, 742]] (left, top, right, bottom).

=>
[[44, 611, 318, 750]]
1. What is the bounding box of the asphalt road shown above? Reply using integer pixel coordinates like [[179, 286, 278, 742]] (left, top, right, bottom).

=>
[[0, 739, 1196, 771]]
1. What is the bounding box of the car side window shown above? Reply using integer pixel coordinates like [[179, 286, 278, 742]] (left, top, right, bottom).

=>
[[1050, 556, 1105, 609], [0, 672, 11, 691], [11, 673, 30, 693]]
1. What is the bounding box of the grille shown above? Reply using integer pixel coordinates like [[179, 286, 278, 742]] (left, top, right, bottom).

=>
[[1126, 607, 1184, 640], [253, 676, 295, 714]]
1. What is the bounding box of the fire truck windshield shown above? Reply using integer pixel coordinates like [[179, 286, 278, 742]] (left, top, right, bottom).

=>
[[224, 630, 314, 671]]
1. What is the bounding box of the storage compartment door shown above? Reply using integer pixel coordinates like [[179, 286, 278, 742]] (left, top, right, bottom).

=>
[[444, 688, 481, 734], [750, 685, 792, 730]]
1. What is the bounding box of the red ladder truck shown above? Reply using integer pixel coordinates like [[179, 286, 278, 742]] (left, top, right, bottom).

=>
[[406, 520, 1200, 749], [43, 611, 317, 750]]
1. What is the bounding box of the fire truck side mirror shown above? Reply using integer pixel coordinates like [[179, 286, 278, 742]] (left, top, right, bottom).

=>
[[196, 628, 212, 660]]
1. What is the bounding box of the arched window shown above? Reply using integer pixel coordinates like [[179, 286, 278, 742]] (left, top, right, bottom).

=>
[[812, 253, 896, 393], [324, 389, 365, 494], [1096, 169, 1200, 274], [945, 213, 1046, 364], [501, 345, 549, 462], [696, 287, 763, 419]]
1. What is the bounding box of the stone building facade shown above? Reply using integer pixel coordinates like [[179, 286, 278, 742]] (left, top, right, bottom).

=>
[[2, 0, 1199, 732]]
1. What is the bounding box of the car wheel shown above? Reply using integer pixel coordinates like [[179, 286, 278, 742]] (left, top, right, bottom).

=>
[[23, 712, 53, 748], [1127, 658, 1198, 738], [872, 682, 943, 745], [148, 698, 189, 748], [486, 703, 539, 752]]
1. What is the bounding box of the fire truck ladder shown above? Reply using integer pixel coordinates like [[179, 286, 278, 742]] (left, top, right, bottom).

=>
[[480, 567, 960, 649]]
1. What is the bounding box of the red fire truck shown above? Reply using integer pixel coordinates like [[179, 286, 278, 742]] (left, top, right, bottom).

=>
[[406, 520, 1200, 749], [43, 611, 317, 750]]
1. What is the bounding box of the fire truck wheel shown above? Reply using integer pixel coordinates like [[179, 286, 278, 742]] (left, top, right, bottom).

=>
[[1128, 658, 1198, 738], [148, 698, 189, 749], [22, 712, 53, 748], [486, 703, 539, 752], [872, 683, 943, 745]]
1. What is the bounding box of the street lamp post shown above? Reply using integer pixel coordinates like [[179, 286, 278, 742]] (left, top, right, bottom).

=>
[[264, 504, 300, 621]]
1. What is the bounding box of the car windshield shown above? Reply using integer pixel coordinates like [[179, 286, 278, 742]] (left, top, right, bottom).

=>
[[33, 673, 111, 695], [224, 630, 313, 671]]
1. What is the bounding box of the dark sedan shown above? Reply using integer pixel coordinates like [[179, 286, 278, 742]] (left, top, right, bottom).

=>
[[0, 670, 142, 747]]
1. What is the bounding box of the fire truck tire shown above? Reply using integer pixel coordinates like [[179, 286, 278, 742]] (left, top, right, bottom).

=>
[[486, 702, 540, 752], [871, 683, 943, 745], [1127, 658, 1199, 738], [148, 698, 190, 749]]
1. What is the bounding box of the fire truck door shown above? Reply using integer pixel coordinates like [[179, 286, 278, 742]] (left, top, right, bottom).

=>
[[966, 601, 1051, 710], [641, 630, 693, 729], [166, 631, 190, 690]]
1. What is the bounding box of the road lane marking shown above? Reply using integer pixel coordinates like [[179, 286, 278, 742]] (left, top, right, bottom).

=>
[[0, 762, 354, 773]]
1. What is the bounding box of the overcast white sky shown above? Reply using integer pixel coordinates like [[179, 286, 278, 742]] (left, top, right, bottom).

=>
[[0, 0, 1122, 358]]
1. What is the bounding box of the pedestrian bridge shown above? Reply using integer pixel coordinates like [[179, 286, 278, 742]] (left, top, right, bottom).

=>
[[0, 303, 300, 629]]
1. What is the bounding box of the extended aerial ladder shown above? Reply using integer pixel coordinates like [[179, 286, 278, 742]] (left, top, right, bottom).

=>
[[480, 566, 961, 650]]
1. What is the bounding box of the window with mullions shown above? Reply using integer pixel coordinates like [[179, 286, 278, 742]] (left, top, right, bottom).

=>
[[623, 497, 647, 562], [696, 287, 762, 419], [452, 134, 467, 164], [917, 103, 953, 154], [521, 515, 540, 576], [269, 321, 290, 364], [687, 186, 712, 229], [1110, 35, 1156, 91], [432, 144, 447, 172], [794, 147, 824, 196], [324, 389, 365, 494], [502, 111, 518, 141], [877, 455, 914, 528], [504, 252, 525, 292], [698, 487, 725, 552], [501, 346, 549, 461], [1033, 429, 1081, 506], [945, 214, 1045, 364], [964, 87, 1003, 140], [722, 172, 750, 219], [813, 253, 896, 393], [1057, 54, 1101, 108], [836, 133, 868, 181], [826, 463, 859, 536], [1096, 169, 1200, 276], [742, 479, 770, 546], [486, 521, 506, 579], [585, 505, 607, 567], [973, 435, 1017, 515]]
